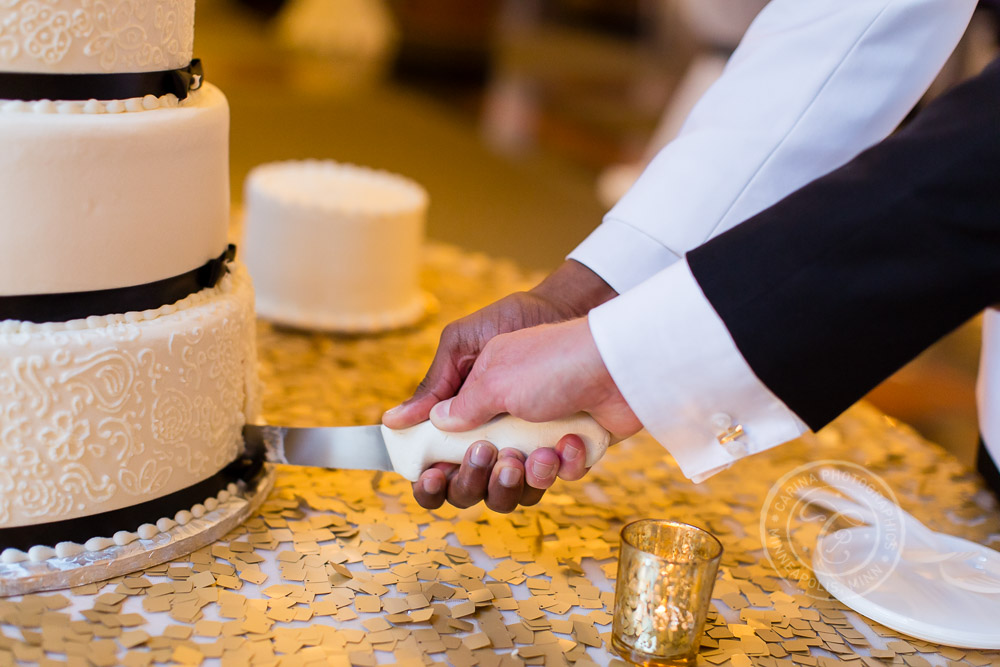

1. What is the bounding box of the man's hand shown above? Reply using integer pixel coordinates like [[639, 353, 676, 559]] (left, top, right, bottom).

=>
[[383, 261, 616, 430], [411, 318, 642, 512], [431, 319, 641, 438], [383, 261, 616, 512]]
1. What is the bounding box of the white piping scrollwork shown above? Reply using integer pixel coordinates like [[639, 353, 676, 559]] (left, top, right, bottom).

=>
[[0, 0, 195, 73]]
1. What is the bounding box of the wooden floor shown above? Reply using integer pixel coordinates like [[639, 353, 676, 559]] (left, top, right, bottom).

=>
[[197, 0, 983, 466]]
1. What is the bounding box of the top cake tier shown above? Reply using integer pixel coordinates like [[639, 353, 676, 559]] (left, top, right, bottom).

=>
[[0, 0, 195, 74]]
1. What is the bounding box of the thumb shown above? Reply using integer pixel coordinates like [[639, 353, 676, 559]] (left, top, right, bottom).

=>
[[429, 372, 506, 432], [382, 392, 439, 430], [383, 351, 466, 430]]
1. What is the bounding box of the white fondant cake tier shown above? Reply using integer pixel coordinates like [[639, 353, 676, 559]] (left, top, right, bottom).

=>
[[0, 263, 259, 530], [0, 0, 195, 74], [0, 83, 229, 295], [243, 160, 430, 333]]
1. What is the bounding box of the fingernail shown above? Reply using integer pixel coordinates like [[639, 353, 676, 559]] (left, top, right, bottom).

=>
[[431, 398, 453, 421], [531, 460, 556, 480], [498, 465, 521, 488], [383, 404, 402, 416], [562, 444, 581, 461], [423, 475, 444, 495], [470, 442, 493, 468]]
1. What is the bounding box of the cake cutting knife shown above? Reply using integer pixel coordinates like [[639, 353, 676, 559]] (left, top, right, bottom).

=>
[[0, 416, 610, 552], [242, 414, 611, 482]]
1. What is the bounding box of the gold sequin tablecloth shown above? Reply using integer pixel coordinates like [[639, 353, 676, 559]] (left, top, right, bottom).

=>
[[2, 243, 1000, 667]]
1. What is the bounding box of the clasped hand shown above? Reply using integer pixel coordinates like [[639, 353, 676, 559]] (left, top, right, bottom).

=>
[[382, 261, 640, 513]]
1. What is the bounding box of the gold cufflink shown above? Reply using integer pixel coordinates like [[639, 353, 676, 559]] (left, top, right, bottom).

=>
[[716, 424, 744, 446]]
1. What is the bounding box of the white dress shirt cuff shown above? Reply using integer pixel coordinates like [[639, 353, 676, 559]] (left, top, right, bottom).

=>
[[977, 308, 1000, 465], [567, 219, 681, 295], [589, 258, 808, 482]]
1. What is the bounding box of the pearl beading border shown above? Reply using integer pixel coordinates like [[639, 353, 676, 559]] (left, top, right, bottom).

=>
[[0, 482, 242, 565], [0, 88, 202, 115]]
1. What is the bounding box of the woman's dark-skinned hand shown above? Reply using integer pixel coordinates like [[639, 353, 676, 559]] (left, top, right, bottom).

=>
[[382, 260, 617, 512]]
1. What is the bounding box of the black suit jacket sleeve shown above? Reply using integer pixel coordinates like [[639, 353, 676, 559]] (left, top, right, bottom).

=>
[[687, 55, 1000, 431]]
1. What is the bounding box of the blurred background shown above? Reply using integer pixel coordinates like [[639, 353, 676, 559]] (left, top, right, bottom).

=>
[[196, 0, 999, 467]]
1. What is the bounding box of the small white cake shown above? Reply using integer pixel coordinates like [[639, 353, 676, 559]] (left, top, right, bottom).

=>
[[243, 160, 431, 332]]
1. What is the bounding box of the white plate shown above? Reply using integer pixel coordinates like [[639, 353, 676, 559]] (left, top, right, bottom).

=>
[[814, 526, 1000, 648]]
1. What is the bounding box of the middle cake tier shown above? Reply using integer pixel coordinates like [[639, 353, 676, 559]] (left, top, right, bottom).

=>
[[0, 83, 230, 296]]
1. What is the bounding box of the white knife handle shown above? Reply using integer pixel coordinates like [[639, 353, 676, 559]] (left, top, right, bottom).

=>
[[380, 413, 611, 482]]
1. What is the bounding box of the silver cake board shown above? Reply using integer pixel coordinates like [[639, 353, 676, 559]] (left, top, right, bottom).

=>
[[0, 465, 276, 597]]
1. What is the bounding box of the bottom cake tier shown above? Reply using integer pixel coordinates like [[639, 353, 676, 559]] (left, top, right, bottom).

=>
[[0, 263, 258, 531]]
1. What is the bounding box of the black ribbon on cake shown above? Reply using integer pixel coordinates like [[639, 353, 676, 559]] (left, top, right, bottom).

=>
[[0, 244, 236, 323], [0, 434, 266, 553], [0, 59, 204, 102]]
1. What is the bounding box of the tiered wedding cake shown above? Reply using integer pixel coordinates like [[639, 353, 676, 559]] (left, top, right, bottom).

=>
[[0, 0, 258, 560]]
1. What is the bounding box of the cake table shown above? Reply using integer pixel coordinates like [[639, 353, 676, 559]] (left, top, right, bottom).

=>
[[1, 243, 998, 667]]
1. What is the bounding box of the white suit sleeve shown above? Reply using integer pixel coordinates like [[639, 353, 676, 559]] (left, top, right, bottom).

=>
[[589, 259, 809, 482], [570, 0, 977, 294]]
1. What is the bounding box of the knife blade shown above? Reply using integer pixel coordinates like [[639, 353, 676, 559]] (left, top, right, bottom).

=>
[[243, 413, 612, 482]]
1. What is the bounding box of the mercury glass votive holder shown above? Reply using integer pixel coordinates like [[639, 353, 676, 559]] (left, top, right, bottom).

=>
[[612, 520, 723, 666]]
